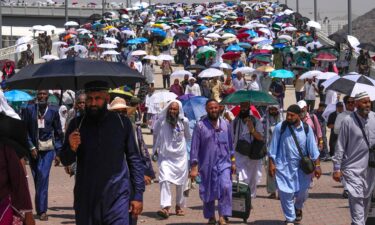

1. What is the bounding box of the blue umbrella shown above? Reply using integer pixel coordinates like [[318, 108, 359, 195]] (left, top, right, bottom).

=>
[[4, 90, 33, 102], [270, 69, 295, 79], [238, 42, 252, 49], [223, 28, 236, 34], [136, 37, 149, 43], [273, 43, 286, 49], [126, 39, 142, 45], [181, 96, 208, 121], [151, 28, 167, 38], [226, 44, 244, 52], [196, 25, 208, 32], [245, 30, 258, 38]]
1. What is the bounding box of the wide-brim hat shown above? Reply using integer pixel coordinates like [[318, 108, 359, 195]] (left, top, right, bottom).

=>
[[108, 97, 130, 110]]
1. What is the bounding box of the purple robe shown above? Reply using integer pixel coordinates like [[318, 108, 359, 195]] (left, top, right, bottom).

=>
[[190, 117, 234, 203]]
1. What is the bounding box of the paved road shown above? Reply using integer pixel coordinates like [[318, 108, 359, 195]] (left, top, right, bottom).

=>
[[25, 61, 352, 225]]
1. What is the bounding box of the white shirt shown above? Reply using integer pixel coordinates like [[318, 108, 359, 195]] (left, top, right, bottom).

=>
[[185, 83, 201, 96], [247, 80, 260, 91], [233, 78, 247, 91], [325, 90, 338, 105], [304, 82, 317, 100]]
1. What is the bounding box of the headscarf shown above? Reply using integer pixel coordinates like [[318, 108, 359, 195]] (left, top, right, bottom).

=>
[[59, 105, 68, 132], [159, 99, 185, 121], [0, 90, 20, 120]]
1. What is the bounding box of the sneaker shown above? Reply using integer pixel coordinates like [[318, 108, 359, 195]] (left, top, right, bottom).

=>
[[295, 208, 302, 222], [343, 190, 349, 199], [39, 213, 48, 221]]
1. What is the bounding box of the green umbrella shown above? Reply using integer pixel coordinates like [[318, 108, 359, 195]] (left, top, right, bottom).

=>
[[197, 46, 217, 59], [272, 23, 281, 31], [274, 38, 289, 44], [298, 35, 313, 43], [253, 55, 272, 63], [221, 90, 278, 105], [48, 95, 59, 106]]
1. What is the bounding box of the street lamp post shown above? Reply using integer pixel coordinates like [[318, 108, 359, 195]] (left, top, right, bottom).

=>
[[65, 0, 68, 22], [0, 2, 2, 49], [348, 0, 352, 35], [296, 0, 299, 13], [102, 0, 105, 15], [314, 0, 317, 21]]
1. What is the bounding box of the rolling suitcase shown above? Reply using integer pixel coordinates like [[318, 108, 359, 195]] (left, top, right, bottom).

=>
[[231, 174, 251, 223]]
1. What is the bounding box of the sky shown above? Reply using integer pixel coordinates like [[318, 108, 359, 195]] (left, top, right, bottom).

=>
[[284, 0, 375, 20]]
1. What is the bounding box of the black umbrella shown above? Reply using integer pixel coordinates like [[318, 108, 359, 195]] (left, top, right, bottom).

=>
[[185, 64, 207, 70], [88, 13, 102, 21], [328, 33, 347, 43], [6, 58, 143, 90], [358, 43, 375, 52], [173, 33, 189, 41]]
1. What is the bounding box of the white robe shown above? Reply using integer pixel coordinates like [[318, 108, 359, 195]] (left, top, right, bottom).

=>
[[153, 118, 191, 185]]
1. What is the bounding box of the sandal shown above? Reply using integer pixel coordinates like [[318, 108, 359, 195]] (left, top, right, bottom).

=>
[[218, 217, 227, 225], [207, 218, 216, 224], [157, 208, 169, 219], [175, 206, 185, 216]]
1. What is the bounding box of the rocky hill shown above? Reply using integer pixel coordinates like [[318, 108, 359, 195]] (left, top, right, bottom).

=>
[[334, 8, 375, 45]]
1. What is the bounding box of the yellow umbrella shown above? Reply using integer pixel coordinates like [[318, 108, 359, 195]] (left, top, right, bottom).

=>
[[152, 24, 164, 28], [102, 25, 115, 31], [256, 65, 275, 73], [205, 16, 212, 20], [158, 38, 173, 46], [109, 89, 134, 99], [155, 9, 164, 14]]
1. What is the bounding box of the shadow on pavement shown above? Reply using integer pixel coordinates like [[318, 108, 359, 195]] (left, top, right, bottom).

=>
[[166, 223, 205, 225], [248, 220, 285, 225], [141, 211, 166, 220], [48, 213, 75, 220], [61, 221, 76, 225], [188, 205, 203, 210], [49, 206, 74, 211], [309, 192, 342, 199]]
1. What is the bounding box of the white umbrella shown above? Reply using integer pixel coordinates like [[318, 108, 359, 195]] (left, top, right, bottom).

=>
[[347, 35, 360, 48], [53, 41, 67, 46], [284, 9, 294, 15], [104, 37, 120, 43], [121, 14, 130, 20], [283, 27, 297, 32], [71, 45, 87, 53], [77, 28, 91, 34], [305, 41, 323, 50], [147, 91, 178, 113], [171, 70, 193, 79], [251, 37, 268, 43], [253, 23, 268, 28], [316, 72, 339, 80], [144, 55, 158, 60], [109, 27, 120, 33], [122, 30, 136, 36], [198, 68, 224, 78], [43, 25, 56, 31], [294, 46, 310, 54], [299, 70, 323, 80], [42, 55, 59, 61], [64, 21, 79, 26], [157, 54, 174, 61], [16, 44, 30, 53], [307, 20, 321, 30], [31, 25, 45, 31], [261, 45, 274, 50], [258, 28, 272, 36], [221, 33, 236, 39], [278, 34, 293, 41], [98, 43, 118, 49], [16, 36, 33, 45], [211, 62, 232, 70], [233, 67, 256, 75], [206, 33, 221, 39], [102, 50, 120, 55], [131, 50, 147, 56]]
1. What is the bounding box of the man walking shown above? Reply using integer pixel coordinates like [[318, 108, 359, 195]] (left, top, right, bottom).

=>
[[190, 99, 236, 225], [22, 90, 63, 221], [232, 101, 264, 200], [333, 92, 375, 225], [153, 100, 190, 219], [60, 81, 145, 225], [269, 104, 321, 225]]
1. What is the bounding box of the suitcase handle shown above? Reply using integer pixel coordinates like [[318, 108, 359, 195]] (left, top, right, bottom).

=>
[[232, 173, 240, 193]]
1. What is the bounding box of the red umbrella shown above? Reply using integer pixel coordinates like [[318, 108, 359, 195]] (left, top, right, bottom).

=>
[[236, 33, 250, 39], [238, 28, 249, 33], [82, 23, 92, 30], [314, 52, 337, 62], [231, 105, 261, 119], [372, 56, 375, 62], [222, 51, 241, 60], [253, 49, 272, 54], [193, 38, 208, 47], [236, 17, 245, 22], [176, 40, 191, 48]]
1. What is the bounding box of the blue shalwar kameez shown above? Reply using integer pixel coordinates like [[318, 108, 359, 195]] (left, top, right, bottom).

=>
[[190, 117, 234, 219], [269, 121, 320, 222]]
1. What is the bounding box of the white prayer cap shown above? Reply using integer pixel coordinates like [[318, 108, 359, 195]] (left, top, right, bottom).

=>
[[297, 100, 307, 109], [355, 92, 369, 101]]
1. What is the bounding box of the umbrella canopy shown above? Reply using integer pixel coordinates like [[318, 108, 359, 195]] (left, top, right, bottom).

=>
[[299, 70, 323, 80], [64, 21, 79, 26], [4, 90, 33, 102], [131, 50, 147, 56], [206, 33, 221, 39], [226, 44, 244, 52], [147, 91, 178, 113], [143, 55, 158, 60], [193, 38, 208, 47], [176, 40, 191, 47], [210, 62, 232, 70], [256, 65, 275, 73], [322, 75, 375, 100], [186, 64, 207, 71], [221, 90, 278, 105], [358, 43, 375, 52], [238, 42, 252, 49], [314, 52, 337, 62], [102, 50, 120, 55], [157, 54, 174, 61], [6, 58, 143, 90], [171, 70, 193, 79], [198, 68, 224, 78], [181, 96, 208, 121], [233, 67, 256, 75], [98, 43, 117, 49], [109, 89, 133, 100], [306, 20, 321, 30], [316, 72, 339, 80], [222, 51, 241, 60], [41, 55, 59, 61], [270, 69, 295, 78], [16, 36, 33, 46], [328, 33, 347, 43]]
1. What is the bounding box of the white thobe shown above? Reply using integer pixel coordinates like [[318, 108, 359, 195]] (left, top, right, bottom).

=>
[[185, 84, 201, 96]]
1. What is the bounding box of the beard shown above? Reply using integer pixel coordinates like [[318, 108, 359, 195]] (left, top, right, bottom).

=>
[[86, 102, 108, 121], [207, 111, 219, 121], [269, 112, 279, 117], [358, 107, 371, 116], [167, 112, 179, 126], [239, 109, 250, 119], [300, 111, 307, 119]]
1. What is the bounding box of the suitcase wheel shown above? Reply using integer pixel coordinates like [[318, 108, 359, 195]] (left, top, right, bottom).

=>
[[243, 219, 247, 223]]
